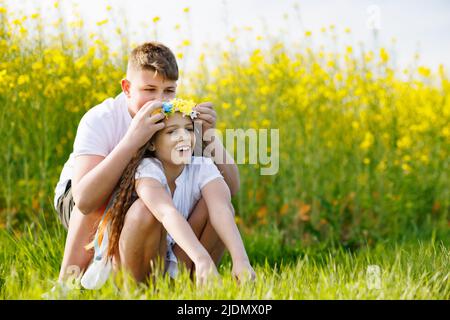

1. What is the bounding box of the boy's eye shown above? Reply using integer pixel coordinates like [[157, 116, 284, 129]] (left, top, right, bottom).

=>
[[187, 127, 194, 132]]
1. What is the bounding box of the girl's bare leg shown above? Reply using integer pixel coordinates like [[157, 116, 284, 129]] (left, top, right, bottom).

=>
[[59, 197, 223, 285], [172, 197, 226, 275], [118, 198, 166, 283]]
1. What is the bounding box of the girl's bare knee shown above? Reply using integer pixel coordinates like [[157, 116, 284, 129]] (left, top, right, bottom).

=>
[[125, 198, 160, 229], [189, 197, 209, 226]]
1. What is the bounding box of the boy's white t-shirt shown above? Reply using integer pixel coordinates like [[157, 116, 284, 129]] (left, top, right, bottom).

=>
[[135, 156, 224, 277], [53, 92, 132, 209]]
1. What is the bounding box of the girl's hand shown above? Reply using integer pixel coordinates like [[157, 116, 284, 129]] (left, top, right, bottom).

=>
[[195, 256, 220, 286], [232, 260, 256, 284]]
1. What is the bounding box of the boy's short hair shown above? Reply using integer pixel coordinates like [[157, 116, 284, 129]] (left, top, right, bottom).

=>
[[127, 42, 178, 80]]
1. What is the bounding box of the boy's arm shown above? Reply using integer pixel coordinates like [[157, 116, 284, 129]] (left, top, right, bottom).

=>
[[194, 103, 240, 196], [207, 137, 240, 197], [72, 140, 137, 215], [135, 178, 216, 270], [72, 101, 165, 214]]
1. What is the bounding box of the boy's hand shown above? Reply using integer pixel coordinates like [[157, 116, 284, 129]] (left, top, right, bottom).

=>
[[124, 101, 166, 150], [193, 102, 216, 140], [232, 260, 256, 284]]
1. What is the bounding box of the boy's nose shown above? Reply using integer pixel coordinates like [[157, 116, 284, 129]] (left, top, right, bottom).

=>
[[158, 91, 172, 102], [150, 91, 163, 101]]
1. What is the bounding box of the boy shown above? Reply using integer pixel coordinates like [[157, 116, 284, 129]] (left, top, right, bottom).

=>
[[54, 42, 241, 284]]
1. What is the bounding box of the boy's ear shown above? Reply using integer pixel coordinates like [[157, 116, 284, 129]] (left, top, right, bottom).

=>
[[121, 79, 131, 98], [148, 143, 156, 151]]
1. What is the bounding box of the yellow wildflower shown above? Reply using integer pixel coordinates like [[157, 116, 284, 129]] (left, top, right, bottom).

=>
[[380, 48, 389, 63], [360, 132, 374, 150], [17, 74, 30, 85], [96, 19, 108, 26]]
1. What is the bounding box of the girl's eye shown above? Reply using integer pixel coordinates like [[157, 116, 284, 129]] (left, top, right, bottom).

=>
[[166, 128, 192, 134]]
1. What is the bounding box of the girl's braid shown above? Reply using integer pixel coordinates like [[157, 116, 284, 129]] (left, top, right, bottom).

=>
[[107, 139, 154, 258]]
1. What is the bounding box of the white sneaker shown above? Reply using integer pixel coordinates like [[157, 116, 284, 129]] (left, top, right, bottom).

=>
[[80, 256, 112, 290]]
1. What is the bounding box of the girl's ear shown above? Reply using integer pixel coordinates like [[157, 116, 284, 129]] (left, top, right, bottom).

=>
[[148, 143, 156, 151]]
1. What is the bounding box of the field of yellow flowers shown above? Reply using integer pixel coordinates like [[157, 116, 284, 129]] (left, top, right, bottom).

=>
[[0, 2, 448, 252]]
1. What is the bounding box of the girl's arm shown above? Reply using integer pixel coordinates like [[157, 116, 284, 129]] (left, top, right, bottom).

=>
[[135, 177, 219, 283], [201, 178, 256, 282]]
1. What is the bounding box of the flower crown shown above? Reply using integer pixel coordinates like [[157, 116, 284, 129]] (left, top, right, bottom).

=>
[[152, 98, 199, 119]]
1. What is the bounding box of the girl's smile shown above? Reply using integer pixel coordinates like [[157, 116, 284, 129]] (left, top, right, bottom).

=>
[[152, 112, 196, 166], [174, 143, 192, 158]]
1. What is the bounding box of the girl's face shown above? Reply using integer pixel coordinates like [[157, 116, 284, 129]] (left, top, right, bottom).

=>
[[152, 112, 195, 165]]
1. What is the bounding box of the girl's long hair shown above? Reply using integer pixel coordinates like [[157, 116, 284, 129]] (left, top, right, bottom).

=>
[[91, 112, 194, 259], [101, 139, 155, 258]]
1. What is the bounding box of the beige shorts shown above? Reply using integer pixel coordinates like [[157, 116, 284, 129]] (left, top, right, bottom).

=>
[[55, 181, 138, 230], [56, 180, 74, 230]]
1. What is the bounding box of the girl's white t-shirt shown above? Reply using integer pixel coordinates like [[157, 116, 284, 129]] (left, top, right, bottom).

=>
[[53, 92, 132, 209], [135, 156, 224, 278]]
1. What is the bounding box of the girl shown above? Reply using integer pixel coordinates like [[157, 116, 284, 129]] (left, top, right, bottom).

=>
[[81, 99, 255, 289]]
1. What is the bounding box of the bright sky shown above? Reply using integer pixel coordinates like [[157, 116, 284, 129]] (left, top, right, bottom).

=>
[[7, 0, 450, 73]]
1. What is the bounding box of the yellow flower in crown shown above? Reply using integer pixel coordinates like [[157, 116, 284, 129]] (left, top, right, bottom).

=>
[[152, 98, 199, 119]]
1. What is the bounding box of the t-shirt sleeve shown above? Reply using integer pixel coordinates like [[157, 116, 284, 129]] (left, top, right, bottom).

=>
[[73, 111, 109, 157], [135, 158, 167, 185], [197, 157, 224, 190]]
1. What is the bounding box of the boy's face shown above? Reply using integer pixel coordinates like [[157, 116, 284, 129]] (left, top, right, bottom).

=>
[[152, 113, 195, 166], [122, 69, 177, 117]]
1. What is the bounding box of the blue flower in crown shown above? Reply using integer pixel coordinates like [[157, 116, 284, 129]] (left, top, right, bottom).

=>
[[162, 101, 173, 113]]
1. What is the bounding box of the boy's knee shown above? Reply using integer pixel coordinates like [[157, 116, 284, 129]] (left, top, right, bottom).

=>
[[70, 205, 103, 227]]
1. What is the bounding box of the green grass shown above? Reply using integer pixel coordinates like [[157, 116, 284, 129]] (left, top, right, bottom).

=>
[[0, 222, 448, 300]]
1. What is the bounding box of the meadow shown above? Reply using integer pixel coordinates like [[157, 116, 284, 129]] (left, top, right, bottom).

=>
[[0, 2, 448, 299], [1, 223, 449, 299]]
